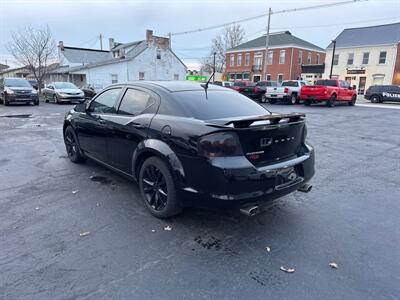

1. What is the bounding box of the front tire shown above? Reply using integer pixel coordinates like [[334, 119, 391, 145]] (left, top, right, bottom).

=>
[[327, 94, 336, 107], [53, 94, 60, 104], [64, 126, 86, 163], [4, 95, 9, 106], [139, 156, 182, 218], [371, 95, 379, 103], [348, 95, 356, 106], [261, 95, 267, 103]]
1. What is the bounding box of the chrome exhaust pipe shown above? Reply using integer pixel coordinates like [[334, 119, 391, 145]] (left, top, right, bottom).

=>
[[298, 183, 313, 193], [240, 205, 260, 217]]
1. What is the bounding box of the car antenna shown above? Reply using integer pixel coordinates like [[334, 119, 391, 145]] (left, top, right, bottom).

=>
[[200, 70, 215, 99]]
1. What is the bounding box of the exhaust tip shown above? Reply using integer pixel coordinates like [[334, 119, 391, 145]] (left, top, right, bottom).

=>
[[298, 183, 312, 193], [240, 205, 260, 217]]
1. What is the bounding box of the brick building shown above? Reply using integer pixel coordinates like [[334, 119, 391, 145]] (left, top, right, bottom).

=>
[[225, 31, 325, 83]]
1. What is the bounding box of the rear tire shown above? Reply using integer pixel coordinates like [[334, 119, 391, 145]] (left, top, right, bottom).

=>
[[139, 156, 182, 218], [371, 95, 379, 103], [64, 126, 86, 163], [348, 95, 356, 106], [261, 95, 267, 103], [289, 94, 297, 105], [327, 94, 336, 107]]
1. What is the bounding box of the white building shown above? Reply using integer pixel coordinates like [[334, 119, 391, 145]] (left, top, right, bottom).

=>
[[49, 30, 186, 86], [323, 22, 400, 94]]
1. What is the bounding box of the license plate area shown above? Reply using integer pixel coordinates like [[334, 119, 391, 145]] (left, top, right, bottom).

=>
[[275, 167, 303, 190]]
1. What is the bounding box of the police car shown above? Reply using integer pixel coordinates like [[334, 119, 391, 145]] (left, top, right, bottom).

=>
[[364, 85, 400, 103]]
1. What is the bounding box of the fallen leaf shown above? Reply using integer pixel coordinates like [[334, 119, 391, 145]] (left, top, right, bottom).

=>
[[329, 262, 338, 269], [79, 231, 90, 237], [265, 246, 271, 252], [151, 229, 156, 232], [35, 207, 39, 210], [164, 225, 172, 231], [280, 266, 295, 273], [72, 190, 79, 194]]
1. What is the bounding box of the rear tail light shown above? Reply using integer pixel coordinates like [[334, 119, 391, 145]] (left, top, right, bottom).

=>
[[284, 87, 289, 93], [324, 88, 328, 95], [253, 86, 259, 93], [198, 132, 243, 158]]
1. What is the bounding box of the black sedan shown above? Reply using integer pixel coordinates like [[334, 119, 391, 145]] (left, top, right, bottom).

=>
[[63, 81, 315, 218]]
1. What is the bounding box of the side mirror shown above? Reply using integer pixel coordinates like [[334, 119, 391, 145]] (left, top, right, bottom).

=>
[[74, 103, 87, 113]]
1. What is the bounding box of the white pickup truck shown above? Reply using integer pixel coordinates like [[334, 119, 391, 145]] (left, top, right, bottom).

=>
[[264, 80, 309, 105]]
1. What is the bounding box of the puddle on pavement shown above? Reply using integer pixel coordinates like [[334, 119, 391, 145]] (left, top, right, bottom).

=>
[[89, 175, 113, 185], [0, 114, 32, 119]]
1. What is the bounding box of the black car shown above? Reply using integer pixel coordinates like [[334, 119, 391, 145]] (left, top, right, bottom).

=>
[[0, 77, 39, 106], [81, 84, 104, 99], [240, 81, 279, 101], [28, 79, 39, 90], [364, 85, 400, 103], [63, 81, 315, 218]]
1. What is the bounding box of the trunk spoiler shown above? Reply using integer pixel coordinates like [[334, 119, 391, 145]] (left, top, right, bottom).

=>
[[206, 113, 305, 128]]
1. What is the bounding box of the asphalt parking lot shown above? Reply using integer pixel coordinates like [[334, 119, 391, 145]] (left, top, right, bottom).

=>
[[0, 100, 399, 300]]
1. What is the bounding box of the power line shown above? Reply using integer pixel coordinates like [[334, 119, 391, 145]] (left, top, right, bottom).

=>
[[170, 0, 367, 36]]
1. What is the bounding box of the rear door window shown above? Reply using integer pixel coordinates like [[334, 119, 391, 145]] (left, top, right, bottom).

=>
[[118, 89, 154, 115], [89, 88, 121, 114]]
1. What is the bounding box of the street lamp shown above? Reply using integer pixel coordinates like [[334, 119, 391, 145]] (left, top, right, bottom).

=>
[[329, 40, 336, 79]]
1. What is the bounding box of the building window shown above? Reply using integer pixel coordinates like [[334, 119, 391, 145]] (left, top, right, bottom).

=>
[[174, 74, 179, 80], [362, 52, 369, 64], [347, 53, 354, 65], [266, 74, 272, 81], [316, 53, 320, 64], [230, 54, 235, 67], [379, 51, 387, 64], [237, 54, 242, 66], [254, 53, 263, 68], [298, 50, 302, 65], [111, 74, 118, 84], [279, 50, 285, 64], [229, 73, 235, 80], [277, 74, 283, 83], [268, 51, 273, 65], [245, 53, 250, 66], [156, 48, 161, 59], [333, 54, 339, 65], [139, 72, 145, 80], [307, 52, 312, 64], [236, 73, 243, 80], [243, 73, 250, 80]]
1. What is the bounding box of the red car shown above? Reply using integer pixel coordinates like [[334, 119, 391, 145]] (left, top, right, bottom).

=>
[[299, 79, 357, 107], [230, 81, 254, 92]]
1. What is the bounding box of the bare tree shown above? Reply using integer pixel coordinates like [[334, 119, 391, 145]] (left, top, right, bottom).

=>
[[7, 26, 56, 94], [207, 24, 246, 73]]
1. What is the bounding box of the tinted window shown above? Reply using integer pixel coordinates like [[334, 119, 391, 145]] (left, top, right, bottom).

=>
[[315, 80, 337, 87], [170, 91, 269, 120], [233, 82, 245, 87], [118, 89, 153, 115], [281, 81, 299, 87], [4, 79, 32, 88], [90, 88, 121, 114]]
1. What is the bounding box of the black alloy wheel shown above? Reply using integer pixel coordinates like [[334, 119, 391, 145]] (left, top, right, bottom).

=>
[[64, 126, 86, 163], [139, 157, 182, 218], [327, 94, 336, 107], [349, 95, 356, 106]]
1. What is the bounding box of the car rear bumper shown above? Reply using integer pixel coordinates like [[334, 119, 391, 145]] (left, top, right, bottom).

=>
[[299, 95, 328, 102], [265, 93, 290, 100], [179, 144, 315, 208]]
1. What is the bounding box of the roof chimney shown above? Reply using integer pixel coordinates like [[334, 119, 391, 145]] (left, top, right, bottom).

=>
[[109, 38, 115, 50], [146, 29, 153, 42], [58, 41, 64, 51]]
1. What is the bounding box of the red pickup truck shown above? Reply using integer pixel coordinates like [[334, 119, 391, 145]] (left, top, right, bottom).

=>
[[299, 79, 357, 107]]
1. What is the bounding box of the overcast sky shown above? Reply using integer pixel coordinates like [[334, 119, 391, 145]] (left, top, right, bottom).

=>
[[0, 0, 399, 67]]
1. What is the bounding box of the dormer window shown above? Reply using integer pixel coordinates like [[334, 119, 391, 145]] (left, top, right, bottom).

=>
[[156, 48, 161, 59], [113, 51, 119, 58]]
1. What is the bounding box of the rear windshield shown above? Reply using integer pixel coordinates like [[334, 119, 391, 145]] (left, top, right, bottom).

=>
[[281, 81, 298, 87], [4, 79, 32, 87], [315, 80, 337, 87], [54, 82, 77, 89], [257, 81, 277, 87], [170, 90, 269, 120]]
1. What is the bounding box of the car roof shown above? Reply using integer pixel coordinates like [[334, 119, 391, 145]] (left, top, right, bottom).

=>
[[108, 81, 229, 93]]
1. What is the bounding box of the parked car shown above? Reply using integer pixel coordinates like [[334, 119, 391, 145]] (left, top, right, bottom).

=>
[[364, 85, 400, 103], [265, 80, 309, 104], [240, 81, 278, 102], [299, 79, 357, 107], [43, 82, 85, 104], [63, 81, 315, 218], [0, 77, 38, 106], [81, 84, 104, 99], [230, 81, 253, 92], [211, 81, 232, 88], [28, 79, 38, 90]]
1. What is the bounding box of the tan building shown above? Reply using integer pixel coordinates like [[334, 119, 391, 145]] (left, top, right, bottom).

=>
[[323, 22, 400, 94]]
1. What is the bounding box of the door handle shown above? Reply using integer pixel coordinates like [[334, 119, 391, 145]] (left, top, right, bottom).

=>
[[130, 122, 146, 129], [98, 119, 106, 124]]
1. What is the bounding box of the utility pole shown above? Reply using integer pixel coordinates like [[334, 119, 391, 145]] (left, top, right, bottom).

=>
[[263, 7, 272, 81], [99, 33, 103, 50], [213, 52, 216, 83], [329, 40, 336, 79]]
